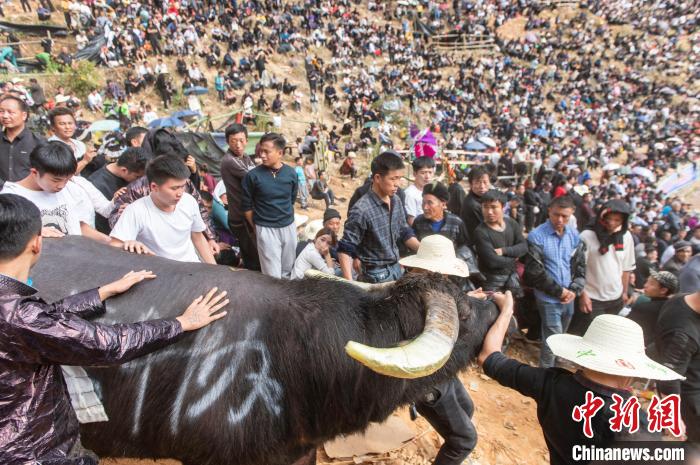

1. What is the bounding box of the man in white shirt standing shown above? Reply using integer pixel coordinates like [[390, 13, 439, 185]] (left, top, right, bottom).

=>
[[404, 156, 435, 226], [109, 155, 215, 264], [570, 199, 636, 335]]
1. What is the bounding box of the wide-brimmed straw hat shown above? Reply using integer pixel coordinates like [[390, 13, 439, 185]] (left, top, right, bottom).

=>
[[547, 314, 684, 381], [399, 235, 469, 277], [294, 213, 308, 228]]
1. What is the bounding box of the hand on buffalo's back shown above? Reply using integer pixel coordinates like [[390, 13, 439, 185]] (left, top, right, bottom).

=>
[[176, 287, 229, 331], [98, 270, 157, 301]]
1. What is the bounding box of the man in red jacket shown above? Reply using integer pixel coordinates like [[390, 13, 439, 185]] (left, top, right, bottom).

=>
[[0, 193, 229, 464]]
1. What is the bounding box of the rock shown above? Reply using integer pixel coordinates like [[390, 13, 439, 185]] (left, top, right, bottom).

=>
[[504, 421, 516, 430], [479, 374, 491, 381]]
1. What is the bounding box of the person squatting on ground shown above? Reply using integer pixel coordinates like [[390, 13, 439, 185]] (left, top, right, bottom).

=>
[[0, 193, 229, 464], [291, 227, 337, 280]]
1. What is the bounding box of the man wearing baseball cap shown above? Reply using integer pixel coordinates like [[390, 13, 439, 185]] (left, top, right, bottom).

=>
[[662, 240, 693, 277], [479, 309, 684, 463], [628, 271, 679, 345]]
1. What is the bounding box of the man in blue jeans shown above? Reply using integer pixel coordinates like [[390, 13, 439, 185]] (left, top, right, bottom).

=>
[[338, 151, 419, 283], [523, 195, 586, 367]]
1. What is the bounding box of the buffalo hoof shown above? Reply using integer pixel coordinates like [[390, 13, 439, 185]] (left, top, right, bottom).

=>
[[291, 448, 316, 465]]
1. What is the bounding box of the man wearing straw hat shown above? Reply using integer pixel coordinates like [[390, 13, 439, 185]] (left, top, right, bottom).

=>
[[478, 308, 685, 463], [400, 235, 480, 465]]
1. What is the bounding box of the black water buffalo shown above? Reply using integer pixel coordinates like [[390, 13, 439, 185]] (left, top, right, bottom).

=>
[[32, 236, 500, 465]]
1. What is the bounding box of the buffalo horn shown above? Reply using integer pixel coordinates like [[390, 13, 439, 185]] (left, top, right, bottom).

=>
[[345, 291, 459, 379], [304, 269, 394, 290]]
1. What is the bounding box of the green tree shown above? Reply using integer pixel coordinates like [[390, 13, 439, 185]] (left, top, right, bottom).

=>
[[56, 61, 102, 100]]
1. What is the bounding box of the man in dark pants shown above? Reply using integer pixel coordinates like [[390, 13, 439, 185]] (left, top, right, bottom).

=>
[[572, 200, 635, 335], [401, 235, 478, 464], [416, 378, 476, 465], [220, 124, 260, 270]]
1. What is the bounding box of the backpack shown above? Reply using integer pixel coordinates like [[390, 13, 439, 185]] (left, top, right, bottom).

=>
[[142, 128, 189, 159]]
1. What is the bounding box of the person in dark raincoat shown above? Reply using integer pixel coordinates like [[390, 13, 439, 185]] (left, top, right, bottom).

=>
[[0, 193, 229, 464]]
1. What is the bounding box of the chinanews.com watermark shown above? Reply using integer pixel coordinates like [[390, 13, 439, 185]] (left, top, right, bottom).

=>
[[572, 444, 686, 464], [569, 392, 699, 464]]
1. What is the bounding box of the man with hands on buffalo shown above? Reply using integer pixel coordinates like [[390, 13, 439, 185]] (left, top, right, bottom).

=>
[[400, 235, 479, 465], [0, 193, 229, 465]]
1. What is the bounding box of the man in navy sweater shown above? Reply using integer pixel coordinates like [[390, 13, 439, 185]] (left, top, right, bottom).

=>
[[241, 133, 298, 279]]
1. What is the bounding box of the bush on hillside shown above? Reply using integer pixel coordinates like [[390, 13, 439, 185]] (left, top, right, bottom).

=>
[[56, 61, 102, 99]]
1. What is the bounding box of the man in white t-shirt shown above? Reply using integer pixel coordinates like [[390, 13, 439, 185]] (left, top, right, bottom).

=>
[[0, 141, 110, 243], [86, 90, 103, 112], [404, 156, 435, 226], [570, 199, 636, 335], [109, 155, 216, 264], [142, 105, 158, 125], [46, 107, 96, 175]]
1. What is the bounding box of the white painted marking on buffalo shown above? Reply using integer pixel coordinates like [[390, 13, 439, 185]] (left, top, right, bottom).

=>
[[121, 319, 283, 436]]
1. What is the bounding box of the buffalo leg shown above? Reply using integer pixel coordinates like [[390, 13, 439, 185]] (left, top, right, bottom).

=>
[[291, 448, 316, 465]]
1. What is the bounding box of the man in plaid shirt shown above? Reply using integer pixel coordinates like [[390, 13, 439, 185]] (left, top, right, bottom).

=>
[[338, 151, 419, 283]]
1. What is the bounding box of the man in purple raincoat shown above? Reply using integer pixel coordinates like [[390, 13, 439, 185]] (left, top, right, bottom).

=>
[[0, 193, 229, 464]]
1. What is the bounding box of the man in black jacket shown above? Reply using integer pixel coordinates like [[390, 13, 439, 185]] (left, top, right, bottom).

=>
[[473, 190, 527, 295], [459, 166, 492, 242], [0, 95, 46, 186], [653, 290, 700, 443], [220, 124, 259, 271], [627, 270, 678, 345]]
